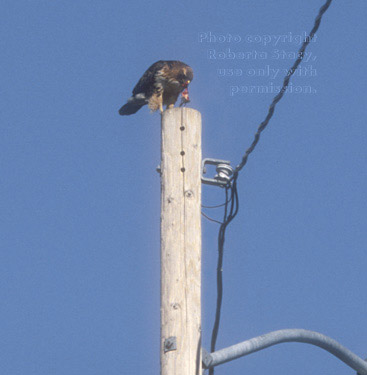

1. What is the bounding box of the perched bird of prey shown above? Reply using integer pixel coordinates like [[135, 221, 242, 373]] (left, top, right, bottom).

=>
[[119, 60, 193, 116]]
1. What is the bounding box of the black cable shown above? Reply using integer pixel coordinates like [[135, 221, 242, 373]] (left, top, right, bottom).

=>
[[209, 176, 239, 375], [208, 3, 333, 372], [202, 195, 232, 209], [201, 211, 224, 225], [233, 0, 333, 176]]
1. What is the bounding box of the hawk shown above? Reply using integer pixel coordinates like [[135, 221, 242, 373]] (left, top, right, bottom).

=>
[[119, 60, 193, 116]]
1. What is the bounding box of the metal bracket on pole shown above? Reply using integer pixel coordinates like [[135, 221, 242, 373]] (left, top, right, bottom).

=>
[[164, 336, 177, 353], [201, 158, 233, 187]]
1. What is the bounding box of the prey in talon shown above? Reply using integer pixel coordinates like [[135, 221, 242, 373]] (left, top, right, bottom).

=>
[[179, 87, 190, 107]]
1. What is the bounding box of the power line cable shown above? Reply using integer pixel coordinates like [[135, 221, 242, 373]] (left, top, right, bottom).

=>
[[233, 0, 333, 176], [201, 211, 224, 225], [209, 177, 239, 375], [202, 195, 232, 209], [208, 2, 333, 374]]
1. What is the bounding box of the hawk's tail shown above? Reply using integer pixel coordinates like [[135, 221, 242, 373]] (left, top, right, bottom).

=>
[[119, 95, 147, 116]]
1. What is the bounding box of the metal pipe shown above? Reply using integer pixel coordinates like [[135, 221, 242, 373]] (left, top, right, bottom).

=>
[[205, 329, 367, 374]]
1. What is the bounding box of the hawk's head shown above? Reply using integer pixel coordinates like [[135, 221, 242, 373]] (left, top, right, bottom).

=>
[[177, 66, 194, 88]]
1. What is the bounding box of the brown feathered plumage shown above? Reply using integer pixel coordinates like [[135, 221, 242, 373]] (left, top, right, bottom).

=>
[[119, 60, 193, 116]]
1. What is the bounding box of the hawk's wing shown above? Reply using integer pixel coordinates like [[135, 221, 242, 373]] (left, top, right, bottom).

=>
[[132, 60, 167, 97]]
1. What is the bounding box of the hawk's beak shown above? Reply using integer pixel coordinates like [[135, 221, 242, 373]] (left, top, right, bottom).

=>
[[186, 80, 190, 85]]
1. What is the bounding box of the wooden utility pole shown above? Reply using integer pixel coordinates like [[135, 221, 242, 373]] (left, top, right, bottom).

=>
[[160, 108, 202, 375]]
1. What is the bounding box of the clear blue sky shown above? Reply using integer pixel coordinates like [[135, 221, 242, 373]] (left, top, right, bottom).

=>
[[1, 1, 367, 374]]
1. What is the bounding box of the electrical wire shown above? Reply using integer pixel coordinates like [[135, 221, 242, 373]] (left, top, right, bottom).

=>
[[201, 211, 224, 225], [209, 177, 239, 375], [208, 2, 333, 374], [202, 195, 232, 209], [233, 0, 333, 176]]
